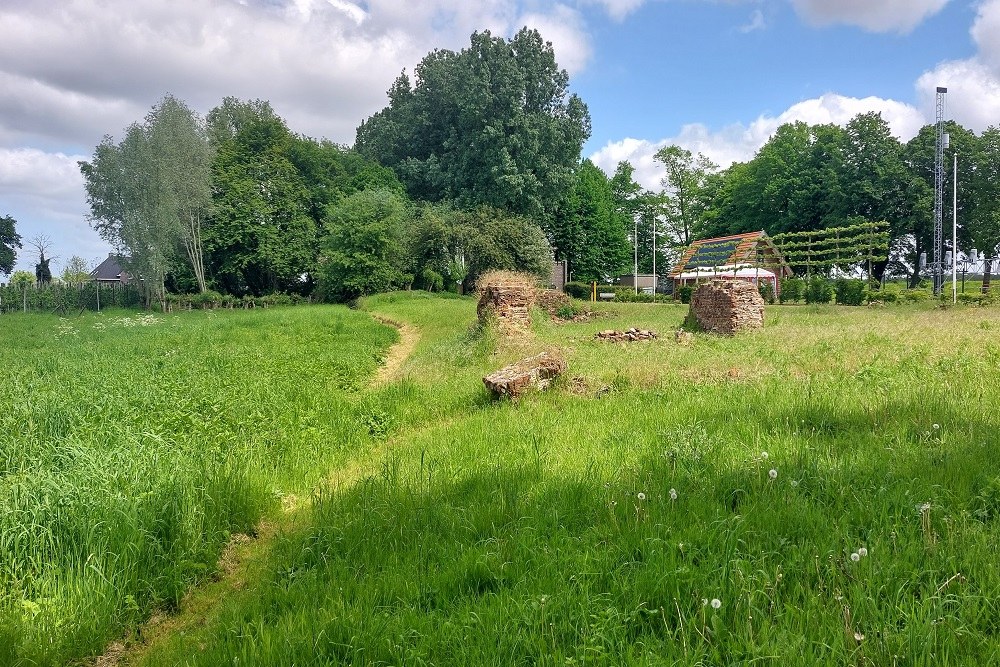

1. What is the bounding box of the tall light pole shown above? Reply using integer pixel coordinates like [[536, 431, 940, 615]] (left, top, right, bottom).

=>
[[633, 214, 639, 295], [952, 151, 958, 303]]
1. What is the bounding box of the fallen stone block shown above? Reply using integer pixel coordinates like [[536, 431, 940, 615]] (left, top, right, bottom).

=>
[[483, 351, 567, 399]]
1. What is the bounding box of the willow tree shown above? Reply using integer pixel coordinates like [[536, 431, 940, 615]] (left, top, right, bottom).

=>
[[80, 95, 213, 302]]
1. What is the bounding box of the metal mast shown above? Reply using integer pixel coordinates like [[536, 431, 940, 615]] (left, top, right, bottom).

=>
[[933, 87, 948, 295]]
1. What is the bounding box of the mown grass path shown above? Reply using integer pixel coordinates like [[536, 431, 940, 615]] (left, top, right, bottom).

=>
[[86, 313, 424, 667]]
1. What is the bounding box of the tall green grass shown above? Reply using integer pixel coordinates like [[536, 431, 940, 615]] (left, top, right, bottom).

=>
[[0, 307, 396, 666], [138, 296, 1000, 666]]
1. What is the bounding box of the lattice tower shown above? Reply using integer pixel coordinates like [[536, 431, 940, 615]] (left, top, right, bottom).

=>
[[933, 87, 947, 295]]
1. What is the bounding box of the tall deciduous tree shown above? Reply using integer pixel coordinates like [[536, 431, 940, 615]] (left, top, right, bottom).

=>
[[80, 95, 213, 303], [0, 214, 21, 276], [653, 145, 717, 245], [968, 126, 1000, 291], [356, 28, 591, 224], [316, 188, 408, 301], [206, 98, 316, 295], [549, 160, 631, 281]]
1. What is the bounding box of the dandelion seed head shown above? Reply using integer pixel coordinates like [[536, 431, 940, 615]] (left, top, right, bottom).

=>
[[854, 631, 865, 641], [711, 598, 722, 609], [858, 547, 868, 557], [637, 492, 646, 501], [768, 468, 778, 480], [850, 552, 861, 562], [790, 480, 799, 488], [701, 598, 708, 606], [761, 451, 769, 460], [669, 488, 678, 501], [933, 423, 940, 430]]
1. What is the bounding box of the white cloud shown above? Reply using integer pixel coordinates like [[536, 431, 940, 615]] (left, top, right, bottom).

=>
[[518, 5, 593, 74], [584, 0, 647, 22], [789, 0, 951, 33], [915, 0, 1000, 133], [590, 93, 925, 190], [972, 0, 1000, 72], [739, 9, 766, 33]]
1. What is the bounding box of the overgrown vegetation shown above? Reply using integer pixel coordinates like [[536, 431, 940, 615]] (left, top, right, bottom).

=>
[[64, 293, 997, 667], [0, 307, 396, 665]]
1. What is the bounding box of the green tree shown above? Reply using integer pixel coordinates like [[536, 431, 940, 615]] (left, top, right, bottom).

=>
[[549, 160, 631, 281], [0, 214, 22, 276], [206, 99, 317, 296], [452, 206, 553, 285], [80, 95, 214, 304], [653, 145, 717, 245], [902, 121, 978, 286], [967, 126, 1000, 291], [356, 28, 591, 224], [316, 189, 407, 301], [60, 255, 92, 284]]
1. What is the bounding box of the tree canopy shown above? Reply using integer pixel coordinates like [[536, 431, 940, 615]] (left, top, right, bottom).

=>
[[355, 28, 591, 224], [0, 214, 21, 276]]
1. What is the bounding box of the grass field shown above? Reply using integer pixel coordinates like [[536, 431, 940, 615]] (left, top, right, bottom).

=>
[[0, 307, 397, 666], [5, 295, 1000, 665]]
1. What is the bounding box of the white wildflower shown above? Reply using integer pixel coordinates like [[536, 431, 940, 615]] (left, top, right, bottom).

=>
[[858, 547, 868, 558], [850, 552, 861, 562], [790, 480, 799, 488], [637, 492, 646, 501], [669, 488, 678, 501], [761, 451, 769, 460], [768, 469, 778, 480], [711, 598, 722, 609]]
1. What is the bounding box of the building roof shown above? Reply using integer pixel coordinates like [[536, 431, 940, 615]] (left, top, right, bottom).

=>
[[90, 254, 128, 281], [670, 231, 792, 278]]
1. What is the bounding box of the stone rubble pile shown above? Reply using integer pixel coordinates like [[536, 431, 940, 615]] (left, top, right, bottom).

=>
[[594, 328, 658, 342], [689, 278, 764, 335], [483, 351, 567, 399]]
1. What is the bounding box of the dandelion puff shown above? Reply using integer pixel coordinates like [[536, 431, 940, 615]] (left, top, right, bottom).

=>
[[850, 552, 861, 562], [933, 423, 940, 430], [711, 598, 722, 609], [701, 598, 708, 606], [854, 631, 865, 642], [790, 480, 799, 488], [768, 469, 778, 480], [637, 492, 646, 501], [858, 547, 868, 557], [761, 451, 769, 460], [669, 488, 678, 501]]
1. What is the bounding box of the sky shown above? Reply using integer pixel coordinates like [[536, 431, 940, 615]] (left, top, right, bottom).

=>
[[1, 0, 998, 276]]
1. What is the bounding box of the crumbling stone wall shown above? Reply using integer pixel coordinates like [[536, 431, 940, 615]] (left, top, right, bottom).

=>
[[477, 272, 535, 331], [689, 279, 764, 335]]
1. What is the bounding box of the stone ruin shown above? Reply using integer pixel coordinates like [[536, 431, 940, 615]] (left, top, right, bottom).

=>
[[688, 278, 764, 335], [483, 350, 567, 399], [594, 328, 657, 342], [534, 289, 573, 317], [476, 271, 535, 332]]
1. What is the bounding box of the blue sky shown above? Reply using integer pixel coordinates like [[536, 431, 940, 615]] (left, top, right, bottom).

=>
[[1, 0, 998, 275]]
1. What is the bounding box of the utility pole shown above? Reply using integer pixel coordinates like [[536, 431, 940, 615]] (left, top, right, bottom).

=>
[[933, 86, 947, 296]]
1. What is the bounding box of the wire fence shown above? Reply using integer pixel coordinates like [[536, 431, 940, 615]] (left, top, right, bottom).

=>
[[0, 282, 143, 315]]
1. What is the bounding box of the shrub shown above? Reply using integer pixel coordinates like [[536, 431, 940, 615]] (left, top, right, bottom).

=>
[[958, 292, 996, 306], [420, 268, 444, 292], [676, 286, 694, 304], [898, 289, 931, 304], [834, 279, 865, 306], [804, 276, 833, 304], [758, 281, 775, 304], [779, 277, 804, 304], [563, 282, 592, 300]]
